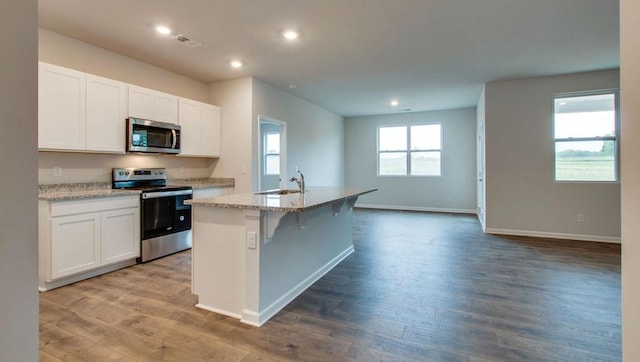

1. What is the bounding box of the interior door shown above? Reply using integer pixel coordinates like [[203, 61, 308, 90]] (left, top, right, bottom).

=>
[[258, 117, 287, 191]]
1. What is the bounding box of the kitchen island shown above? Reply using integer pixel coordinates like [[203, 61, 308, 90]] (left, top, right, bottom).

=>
[[186, 187, 376, 326]]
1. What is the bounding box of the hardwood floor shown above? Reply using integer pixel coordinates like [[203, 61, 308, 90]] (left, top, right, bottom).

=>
[[39, 209, 621, 361]]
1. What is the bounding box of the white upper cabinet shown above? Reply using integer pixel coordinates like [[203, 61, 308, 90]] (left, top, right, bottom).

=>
[[201, 104, 221, 157], [86, 75, 127, 152], [178, 98, 221, 157], [39, 62, 87, 150], [38, 62, 220, 157], [39, 62, 126, 153], [128, 85, 178, 124]]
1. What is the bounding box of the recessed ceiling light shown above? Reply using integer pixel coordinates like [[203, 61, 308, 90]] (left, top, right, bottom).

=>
[[390, 100, 399, 106], [155, 25, 172, 35], [282, 30, 299, 40], [230, 60, 243, 69]]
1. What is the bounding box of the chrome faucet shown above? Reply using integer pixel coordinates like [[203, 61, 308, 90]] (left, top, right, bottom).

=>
[[289, 170, 305, 193]]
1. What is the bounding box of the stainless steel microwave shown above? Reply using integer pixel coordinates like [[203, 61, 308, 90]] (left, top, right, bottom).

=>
[[127, 118, 181, 154]]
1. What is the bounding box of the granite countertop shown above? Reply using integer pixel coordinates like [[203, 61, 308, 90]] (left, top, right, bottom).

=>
[[39, 178, 235, 201], [38, 182, 140, 201], [186, 187, 377, 213], [168, 178, 235, 189]]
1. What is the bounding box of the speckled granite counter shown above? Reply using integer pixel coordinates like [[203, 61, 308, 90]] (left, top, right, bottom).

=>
[[38, 182, 141, 201], [39, 178, 235, 201], [169, 178, 235, 189], [186, 187, 376, 212]]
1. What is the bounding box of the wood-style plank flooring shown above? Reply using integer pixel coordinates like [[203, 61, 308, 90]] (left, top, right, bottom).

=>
[[39, 209, 621, 361]]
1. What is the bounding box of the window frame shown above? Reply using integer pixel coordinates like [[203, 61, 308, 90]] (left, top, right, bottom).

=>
[[263, 131, 281, 176], [377, 123, 442, 177], [552, 89, 620, 183]]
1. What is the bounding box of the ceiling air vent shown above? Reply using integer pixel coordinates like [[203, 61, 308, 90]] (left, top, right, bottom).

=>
[[172, 34, 202, 48]]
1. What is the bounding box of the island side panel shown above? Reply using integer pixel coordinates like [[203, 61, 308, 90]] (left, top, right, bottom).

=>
[[257, 202, 355, 324], [192, 205, 245, 318]]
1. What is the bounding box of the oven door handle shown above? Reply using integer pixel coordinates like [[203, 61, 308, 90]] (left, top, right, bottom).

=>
[[142, 190, 192, 199], [171, 129, 177, 149]]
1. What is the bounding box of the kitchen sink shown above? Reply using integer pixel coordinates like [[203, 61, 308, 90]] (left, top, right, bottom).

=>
[[255, 189, 301, 195]]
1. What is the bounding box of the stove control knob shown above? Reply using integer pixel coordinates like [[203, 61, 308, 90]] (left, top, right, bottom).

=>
[[180, 215, 184, 221], [159, 170, 164, 175], [125, 171, 130, 175], [118, 171, 124, 176]]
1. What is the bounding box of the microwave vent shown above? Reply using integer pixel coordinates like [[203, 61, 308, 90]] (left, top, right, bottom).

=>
[[172, 34, 202, 48]]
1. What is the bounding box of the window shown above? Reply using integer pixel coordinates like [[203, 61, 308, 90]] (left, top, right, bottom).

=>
[[378, 124, 441, 176], [553, 90, 619, 182], [263, 132, 280, 175]]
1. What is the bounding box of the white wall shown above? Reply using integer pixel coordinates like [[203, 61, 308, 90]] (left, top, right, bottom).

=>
[[209, 77, 344, 193], [39, 29, 209, 101], [38, 29, 216, 184], [0, 0, 39, 359], [252, 79, 344, 190], [484, 70, 620, 242], [621, 0, 640, 358], [209, 78, 254, 192], [345, 108, 477, 212]]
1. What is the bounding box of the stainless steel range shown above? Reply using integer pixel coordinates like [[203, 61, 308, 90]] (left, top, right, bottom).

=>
[[112, 168, 192, 262]]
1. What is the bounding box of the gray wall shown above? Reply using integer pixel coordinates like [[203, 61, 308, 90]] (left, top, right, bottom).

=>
[[0, 0, 39, 359], [484, 69, 620, 241], [345, 108, 477, 212], [621, 0, 640, 358], [252, 79, 345, 190]]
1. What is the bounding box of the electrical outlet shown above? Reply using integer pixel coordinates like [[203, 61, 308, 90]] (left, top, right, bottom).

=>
[[53, 166, 63, 177], [577, 214, 585, 223], [179, 166, 185, 173], [247, 231, 257, 249]]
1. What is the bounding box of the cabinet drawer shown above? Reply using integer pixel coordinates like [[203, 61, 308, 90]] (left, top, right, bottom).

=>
[[50, 196, 139, 217]]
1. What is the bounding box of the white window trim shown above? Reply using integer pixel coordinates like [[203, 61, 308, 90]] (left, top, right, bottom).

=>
[[552, 88, 620, 183], [377, 123, 442, 177]]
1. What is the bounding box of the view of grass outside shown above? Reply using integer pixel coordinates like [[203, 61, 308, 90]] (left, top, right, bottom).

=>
[[555, 151, 616, 181], [411, 152, 441, 176]]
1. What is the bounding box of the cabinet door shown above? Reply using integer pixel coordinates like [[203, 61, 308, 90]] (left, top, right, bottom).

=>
[[51, 212, 101, 279], [39, 62, 86, 150], [178, 98, 201, 156], [128, 85, 155, 120], [101, 207, 140, 265], [201, 104, 221, 157], [86, 75, 127, 153], [154, 91, 179, 124]]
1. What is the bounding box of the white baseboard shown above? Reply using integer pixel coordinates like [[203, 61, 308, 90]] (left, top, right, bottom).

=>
[[195, 303, 243, 321], [356, 204, 476, 214], [485, 228, 621, 244], [254, 245, 355, 327], [39, 259, 136, 291]]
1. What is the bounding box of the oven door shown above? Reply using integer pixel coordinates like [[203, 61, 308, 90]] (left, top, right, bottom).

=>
[[141, 190, 192, 240]]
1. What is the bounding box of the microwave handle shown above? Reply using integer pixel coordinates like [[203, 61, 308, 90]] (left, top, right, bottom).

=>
[[171, 129, 177, 149]]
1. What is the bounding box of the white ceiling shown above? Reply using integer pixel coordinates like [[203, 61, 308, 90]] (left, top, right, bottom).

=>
[[38, 0, 619, 117]]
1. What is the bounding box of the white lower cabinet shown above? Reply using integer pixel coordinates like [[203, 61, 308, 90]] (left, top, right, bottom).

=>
[[50, 212, 101, 279], [101, 207, 139, 265], [40, 196, 140, 290]]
